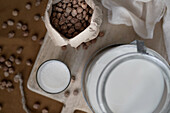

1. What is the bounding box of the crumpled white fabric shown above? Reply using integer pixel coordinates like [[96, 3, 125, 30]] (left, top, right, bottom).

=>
[[102, 0, 170, 61]]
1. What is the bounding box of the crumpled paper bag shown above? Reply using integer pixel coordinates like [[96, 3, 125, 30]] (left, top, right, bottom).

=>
[[43, 0, 102, 48]]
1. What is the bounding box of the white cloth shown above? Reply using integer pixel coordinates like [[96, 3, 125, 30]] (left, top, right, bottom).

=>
[[102, 0, 170, 61]]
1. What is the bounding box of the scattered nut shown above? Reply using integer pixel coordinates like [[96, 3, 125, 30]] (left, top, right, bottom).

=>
[[35, 0, 42, 6], [15, 58, 22, 65], [39, 37, 44, 45], [5, 60, 12, 67], [42, 108, 49, 113], [32, 34, 38, 41], [25, 2, 32, 10], [8, 67, 15, 74], [34, 14, 41, 21], [7, 86, 14, 92], [26, 59, 32, 66], [82, 43, 88, 49], [0, 63, 3, 69], [14, 73, 22, 83], [33, 102, 40, 109], [23, 30, 29, 37], [3, 65, 8, 72], [73, 89, 79, 95], [7, 19, 14, 26], [86, 41, 91, 46], [64, 90, 70, 97], [98, 31, 105, 37], [91, 38, 97, 44], [0, 84, 5, 90], [1, 81, 7, 87], [12, 9, 19, 16], [8, 31, 15, 38], [21, 24, 28, 31], [16, 21, 22, 29], [0, 56, 6, 62], [71, 75, 76, 82], [2, 22, 7, 29], [9, 55, 15, 62], [61, 46, 67, 50], [16, 47, 23, 54], [6, 81, 13, 88], [4, 71, 9, 77]]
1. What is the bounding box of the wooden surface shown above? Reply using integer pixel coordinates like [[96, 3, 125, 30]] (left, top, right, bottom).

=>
[[27, 5, 169, 113]]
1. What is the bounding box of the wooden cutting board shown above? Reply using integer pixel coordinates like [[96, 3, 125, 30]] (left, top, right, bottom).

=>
[[27, 7, 168, 113]]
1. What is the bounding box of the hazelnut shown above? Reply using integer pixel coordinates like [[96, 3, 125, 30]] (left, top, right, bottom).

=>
[[15, 58, 22, 65], [57, 2, 62, 7], [61, 46, 67, 50], [1, 81, 7, 87], [62, 3, 66, 9], [42, 108, 49, 113], [67, 16, 72, 20], [26, 59, 32, 66], [8, 67, 15, 74], [71, 9, 77, 17], [66, 34, 72, 38], [67, 23, 72, 27], [23, 30, 29, 37], [67, 3, 72, 7], [75, 22, 82, 30], [73, 4, 79, 8], [6, 81, 13, 88], [0, 56, 5, 62], [21, 24, 28, 31], [64, 90, 70, 97], [86, 41, 91, 46], [8, 31, 15, 38], [9, 55, 15, 62], [80, 26, 85, 31], [35, 0, 41, 6], [61, 24, 67, 30], [68, 28, 75, 34], [85, 15, 89, 21], [3, 65, 8, 72], [0, 84, 5, 90], [7, 19, 14, 26], [39, 38, 44, 45], [77, 7, 83, 13], [83, 22, 87, 28], [34, 14, 41, 21], [71, 75, 76, 82], [57, 8, 63, 12], [70, 18, 78, 24], [16, 47, 23, 54], [25, 2, 32, 10], [81, 2, 87, 9], [14, 73, 21, 83], [7, 87, 14, 92], [57, 13, 61, 18], [98, 31, 105, 37], [73, 32, 79, 37], [91, 38, 97, 44], [76, 13, 83, 20], [66, 7, 72, 14], [4, 71, 9, 77], [82, 43, 88, 49], [5, 60, 12, 67], [33, 102, 40, 109], [16, 21, 23, 29], [63, 0, 70, 3], [32, 34, 38, 41], [12, 9, 19, 16], [2, 22, 7, 29], [72, 0, 77, 5], [73, 89, 79, 95], [83, 10, 87, 18], [64, 12, 69, 17], [89, 9, 93, 15], [52, 12, 57, 17]]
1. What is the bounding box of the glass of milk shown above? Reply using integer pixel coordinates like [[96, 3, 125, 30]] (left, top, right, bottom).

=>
[[82, 41, 170, 113]]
